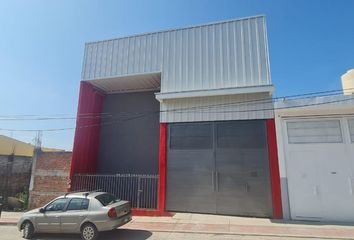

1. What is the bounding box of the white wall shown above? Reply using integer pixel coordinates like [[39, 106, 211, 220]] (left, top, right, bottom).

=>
[[160, 92, 274, 122], [275, 96, 354, 221]]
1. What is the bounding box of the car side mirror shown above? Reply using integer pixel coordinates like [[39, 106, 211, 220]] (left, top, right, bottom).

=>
[[39, 208, 45, 213]]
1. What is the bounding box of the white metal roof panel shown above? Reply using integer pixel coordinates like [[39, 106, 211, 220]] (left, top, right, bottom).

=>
[[82, 15, 272, 94]]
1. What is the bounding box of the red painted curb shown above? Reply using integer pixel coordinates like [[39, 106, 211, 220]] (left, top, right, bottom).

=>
[[131, 209, 173, 217]]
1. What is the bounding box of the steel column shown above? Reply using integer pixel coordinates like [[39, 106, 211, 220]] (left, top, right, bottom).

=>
[[266, 118, 283, 219], [157, 123, 167, 212]]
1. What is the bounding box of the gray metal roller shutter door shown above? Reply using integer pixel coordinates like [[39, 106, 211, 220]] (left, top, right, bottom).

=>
[[166, 120, 273, 217]]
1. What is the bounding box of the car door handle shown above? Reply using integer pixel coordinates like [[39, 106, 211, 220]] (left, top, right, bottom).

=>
[[348, 178, 353, 195], [313, 185, 319, 196], [245, 183, 249, 192]]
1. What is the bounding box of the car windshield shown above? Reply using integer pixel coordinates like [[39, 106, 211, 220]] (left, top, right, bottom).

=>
[[95, 193, 120, 206]]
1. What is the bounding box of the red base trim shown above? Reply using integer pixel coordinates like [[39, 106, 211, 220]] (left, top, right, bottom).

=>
[[131, 209, 173, 217], [158, 123, 167, 212], [266, 119, 283, 219]]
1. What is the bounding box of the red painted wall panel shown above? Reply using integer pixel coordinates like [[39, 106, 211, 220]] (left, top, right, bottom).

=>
[[266, 119, 283, 219], [157, 123, 167, 212], [70, 82, 105, 181]]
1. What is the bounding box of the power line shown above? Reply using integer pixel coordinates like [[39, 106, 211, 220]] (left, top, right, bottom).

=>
[[0, 95, 353, 132], [0, 112, 152, 132], [0, 87, 353, 121]]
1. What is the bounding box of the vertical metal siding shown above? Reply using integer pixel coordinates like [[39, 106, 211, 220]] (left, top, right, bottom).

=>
[[70, 82, 105, 179], [82, 16, 271, 93], [160, 92, 274, 122], [97, 91, 160, 174]]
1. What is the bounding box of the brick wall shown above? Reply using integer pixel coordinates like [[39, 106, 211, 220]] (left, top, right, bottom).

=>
[[28, 151, 72, 209]]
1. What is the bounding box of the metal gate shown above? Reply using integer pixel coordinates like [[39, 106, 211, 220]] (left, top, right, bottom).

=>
[[284, 118, 354, 221], [166, 120, 273, 217], [71, 174, 158, 209]]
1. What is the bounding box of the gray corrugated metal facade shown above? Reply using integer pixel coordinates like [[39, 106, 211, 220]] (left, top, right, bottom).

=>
[[98, 91, 160, 174], [82, 16, 271, 93]]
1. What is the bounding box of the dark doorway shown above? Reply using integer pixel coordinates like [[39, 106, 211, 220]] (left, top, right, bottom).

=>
[[97, 91, 160, 174]]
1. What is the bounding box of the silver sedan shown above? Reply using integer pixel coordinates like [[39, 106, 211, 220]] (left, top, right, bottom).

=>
[[17, 191, 132, 240]]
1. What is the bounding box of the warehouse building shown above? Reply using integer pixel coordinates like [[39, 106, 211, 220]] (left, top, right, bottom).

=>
[[70, 15, 283, 218]]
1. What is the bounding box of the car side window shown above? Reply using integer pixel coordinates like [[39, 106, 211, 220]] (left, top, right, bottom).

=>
[[45, 198, 69, 212], [66, 198, 89, 211]]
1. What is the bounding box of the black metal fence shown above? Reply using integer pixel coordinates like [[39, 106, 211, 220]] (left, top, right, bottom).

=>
[[71, 174, 159, 209]]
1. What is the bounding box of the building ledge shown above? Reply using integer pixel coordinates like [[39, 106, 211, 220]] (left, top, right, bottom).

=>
[[155, 85, 274, 102]]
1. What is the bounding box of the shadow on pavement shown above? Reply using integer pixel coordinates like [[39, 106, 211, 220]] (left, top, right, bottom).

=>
[[32, 229, 152, 240]]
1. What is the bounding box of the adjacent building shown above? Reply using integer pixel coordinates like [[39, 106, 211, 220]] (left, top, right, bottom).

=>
[[0, 135, 64, 206], [275, 95, 354, 222]]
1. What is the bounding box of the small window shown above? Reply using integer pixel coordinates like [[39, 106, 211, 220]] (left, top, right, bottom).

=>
[[287, 120, 342, 144], [217, 121, 266, 148], [45, 198, 69, 212], [67, 198, 89, 211], [349, 119, 354, 143], [95, 194, 119, 206], [169, 123, 212, 150]]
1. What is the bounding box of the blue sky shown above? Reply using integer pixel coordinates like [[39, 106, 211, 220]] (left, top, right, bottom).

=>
[[0, 0, 353, 150]]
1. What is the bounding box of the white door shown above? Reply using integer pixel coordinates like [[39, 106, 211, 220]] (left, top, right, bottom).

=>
[[319, 145, 354, 221], [287, 150, 322, 220], [285, 118, 354, 222]]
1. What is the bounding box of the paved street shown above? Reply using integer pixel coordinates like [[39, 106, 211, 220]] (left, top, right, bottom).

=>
[[0, 225, 325, 240], [2, 212, 354, 239]]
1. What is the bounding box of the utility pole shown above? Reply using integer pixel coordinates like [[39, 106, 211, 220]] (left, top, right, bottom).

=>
[[3, 146, 15, 208], [28, 131, 42, 209], [34, 130, 42, 150]]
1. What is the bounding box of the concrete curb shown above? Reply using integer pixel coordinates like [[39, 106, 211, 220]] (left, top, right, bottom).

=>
[[1, 220, 353, 239], [124, 221, 354, 240], [147, 229, 354, 240], [0, 221, 17, 226]]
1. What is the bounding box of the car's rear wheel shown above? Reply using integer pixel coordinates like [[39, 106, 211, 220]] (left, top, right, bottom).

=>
[[81, 223, 98, 240], [22, 221, 34, 239]]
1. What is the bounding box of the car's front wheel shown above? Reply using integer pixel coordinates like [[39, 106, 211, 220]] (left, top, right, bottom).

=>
[[81, 223, 98, 240], [22, 221, 34, 239]]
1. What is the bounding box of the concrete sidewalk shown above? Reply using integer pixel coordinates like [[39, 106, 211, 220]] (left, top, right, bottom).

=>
[[123, 213, 354, 239], [2, 211, 354, 239], [0, 211, 22, 225]]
